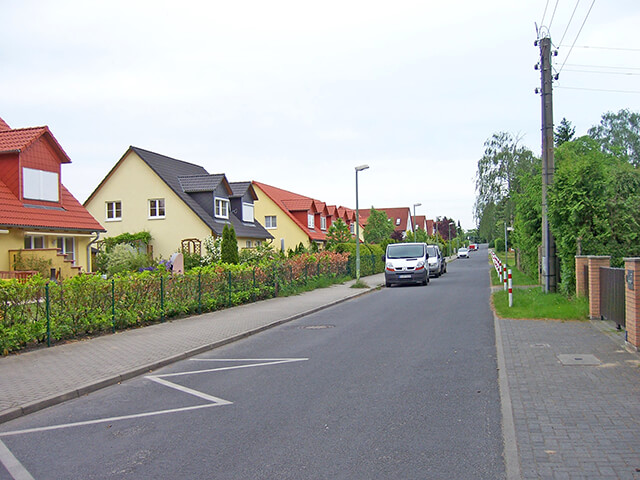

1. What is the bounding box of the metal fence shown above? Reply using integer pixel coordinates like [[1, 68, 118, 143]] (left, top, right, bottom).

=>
[[599, 267, 625, 328], [0, 257, 351, 354]]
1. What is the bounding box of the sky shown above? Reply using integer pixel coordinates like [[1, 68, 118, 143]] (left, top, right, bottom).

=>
[[2, 0, 639, 231]]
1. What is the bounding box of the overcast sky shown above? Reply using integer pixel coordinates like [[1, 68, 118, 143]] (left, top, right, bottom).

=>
[[2, 1, 639, 230]]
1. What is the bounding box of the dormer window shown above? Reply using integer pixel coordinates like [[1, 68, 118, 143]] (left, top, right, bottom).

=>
[[23, 167, 59, 202], [242, 202, 254, 222], [215, 197, 229, 219], [396, 218, 401, 226], [320, 216, 327, 230], [308, 213, 315, 229]]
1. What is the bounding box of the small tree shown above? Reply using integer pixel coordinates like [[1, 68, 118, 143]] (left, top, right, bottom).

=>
[[220, 224, 239, 264], [363, 208, 394, 244], [326, 218, 352, 248]]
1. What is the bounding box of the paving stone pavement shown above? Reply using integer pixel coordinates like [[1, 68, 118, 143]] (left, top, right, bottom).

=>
[[498, 317, 640, 480]]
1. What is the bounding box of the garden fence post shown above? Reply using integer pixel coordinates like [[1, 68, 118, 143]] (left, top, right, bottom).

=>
[[227, 271, 232, 307], [111, 278, 115, 333], [304, 264, 307, 284], [160, 275, 165, 322], [45, 283, 51, 348], [252, 268, 256, 302], [198, 272, 202, 314], [289, 265, 293, 285]]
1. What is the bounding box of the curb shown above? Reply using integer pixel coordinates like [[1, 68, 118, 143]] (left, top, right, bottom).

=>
[[0, 283, 381, 425]]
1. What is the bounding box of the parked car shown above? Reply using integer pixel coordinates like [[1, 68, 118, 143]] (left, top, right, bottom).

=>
[[458, 247, 469, 258], [426, 244, 445, 277], [468, 243, 479, 252], [384, 242, 429, 287]]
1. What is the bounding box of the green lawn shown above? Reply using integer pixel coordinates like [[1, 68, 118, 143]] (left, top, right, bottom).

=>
[[489, 259, 537, 286], [492, 287, 589, 320]]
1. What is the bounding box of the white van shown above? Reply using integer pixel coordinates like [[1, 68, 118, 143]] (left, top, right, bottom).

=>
[[384, 242, 429, 287]]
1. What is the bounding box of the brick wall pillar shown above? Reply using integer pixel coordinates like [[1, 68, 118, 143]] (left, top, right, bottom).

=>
[[624, 258, 640, 350], [587, 256, 610, 320], [575, 256, 588, 298]]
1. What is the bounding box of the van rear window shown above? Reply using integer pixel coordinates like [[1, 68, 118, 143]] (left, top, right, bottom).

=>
[[387, 244, 425, 259]]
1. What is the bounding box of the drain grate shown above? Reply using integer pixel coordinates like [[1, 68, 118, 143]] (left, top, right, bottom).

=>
[[557, 354, 601, 366]]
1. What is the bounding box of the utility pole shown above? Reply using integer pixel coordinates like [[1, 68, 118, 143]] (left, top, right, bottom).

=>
[[538, 35, 557, 293]]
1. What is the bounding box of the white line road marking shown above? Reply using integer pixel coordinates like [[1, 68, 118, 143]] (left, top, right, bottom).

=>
[[0, 404, 221, 438], [0, 358, 308, 439], [0, 438, 35, 479], [146, 376, 233, 405], [158, 357, 309, 379]]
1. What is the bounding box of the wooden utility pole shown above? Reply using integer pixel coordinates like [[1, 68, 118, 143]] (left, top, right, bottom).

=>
[[539, 36, 557, 293]]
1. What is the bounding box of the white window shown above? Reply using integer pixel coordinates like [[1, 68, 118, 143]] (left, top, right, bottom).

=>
[[24, 235, 45, 249], [106, 201, 122, 221], [265, 216, 277, 229], [215, 197, 229, 219], [308, 213, 315, 229], [320, 216, 327, 231], [56, 237, 75, 261], [149, 198, 165, 218], [242, 203, 254, 222], [246, 240, 252, 248], [395, 218, 401, 226], [350, 222, 355, 234], [23, 168, 59, 202]]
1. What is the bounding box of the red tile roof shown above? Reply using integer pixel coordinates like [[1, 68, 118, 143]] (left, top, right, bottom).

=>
[[0, 181, 104, 231], [0, 117, 10, 132], [253, 181, 334, 242], [0, 119, 103, 232], [359, 207, 412, 232], [0, 126, 71, 163]]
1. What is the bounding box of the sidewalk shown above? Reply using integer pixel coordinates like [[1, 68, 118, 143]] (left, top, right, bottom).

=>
[[0, 273, 385, 424]]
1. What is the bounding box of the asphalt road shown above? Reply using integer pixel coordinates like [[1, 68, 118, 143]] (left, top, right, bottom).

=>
[[0, 249, 504, 479]]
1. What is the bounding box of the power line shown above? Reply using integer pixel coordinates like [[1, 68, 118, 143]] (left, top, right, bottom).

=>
[[558, 0, 597, 74], [548, 0, 561, 31], [563, 68, 640, 76], [558, 0, 581, 46], [540, 0, 551, 28], [559, 45, 640, 52], [565, 63, 640, 70], [556, 85, 640, 94]]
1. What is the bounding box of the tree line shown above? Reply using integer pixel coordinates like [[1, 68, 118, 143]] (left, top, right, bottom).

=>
[[475, 109, 640, 295]]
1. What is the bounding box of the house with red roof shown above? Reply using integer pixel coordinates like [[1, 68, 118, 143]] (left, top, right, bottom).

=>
[[252, 181, 361, 252], [359, 207, 414, 238], [0, 117, 105, 279]]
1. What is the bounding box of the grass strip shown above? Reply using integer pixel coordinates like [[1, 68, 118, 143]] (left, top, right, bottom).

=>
[[492, 286, 589, 320]]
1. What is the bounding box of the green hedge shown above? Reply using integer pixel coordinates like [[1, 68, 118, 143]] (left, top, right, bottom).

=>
[[333, 243, 385, 277], [0, 252, 349, 355]]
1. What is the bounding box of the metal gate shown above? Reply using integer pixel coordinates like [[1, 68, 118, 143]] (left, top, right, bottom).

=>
[[600, 267, 625, 328]]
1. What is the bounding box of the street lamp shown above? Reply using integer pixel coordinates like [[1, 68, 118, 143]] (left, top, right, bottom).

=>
[[355, 164, 369, 280], [413, 203, 421, 239], [448, 222, 455, 256]]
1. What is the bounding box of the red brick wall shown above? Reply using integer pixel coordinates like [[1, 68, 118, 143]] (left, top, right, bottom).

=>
[[625, 258, 640, 350], [575, 256, 588, 298], [587, 256, 610, 320]]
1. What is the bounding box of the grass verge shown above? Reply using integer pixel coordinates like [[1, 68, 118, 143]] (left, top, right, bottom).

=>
[[492, 287, 589, 320]]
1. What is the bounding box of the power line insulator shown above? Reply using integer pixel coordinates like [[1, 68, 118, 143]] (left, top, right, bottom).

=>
[[534, 64, 540, 70], [534, 87, 540, 94]]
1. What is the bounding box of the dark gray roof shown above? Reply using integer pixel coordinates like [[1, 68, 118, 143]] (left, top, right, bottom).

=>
[[229, 181, 258, 201], [131, 146, 272, 240], [178, 174, 226, 193]]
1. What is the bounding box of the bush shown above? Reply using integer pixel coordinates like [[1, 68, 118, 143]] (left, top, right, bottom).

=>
[[106, 244, 153, 276]]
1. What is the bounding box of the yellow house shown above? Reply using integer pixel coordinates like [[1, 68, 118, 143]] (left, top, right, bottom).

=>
[[253, 181, 362, 253], [0, 117, 105, 279], [84, 147, 272, 260]]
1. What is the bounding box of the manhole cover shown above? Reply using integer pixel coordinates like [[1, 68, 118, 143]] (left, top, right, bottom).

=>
[[557, 354, 601, 366], [302, 325, 334, 330]]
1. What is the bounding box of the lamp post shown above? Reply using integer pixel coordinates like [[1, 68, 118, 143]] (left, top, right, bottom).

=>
[[448, 221, 454, 256], [413, 203, 421, 240], [355, 164, 369, 280]]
